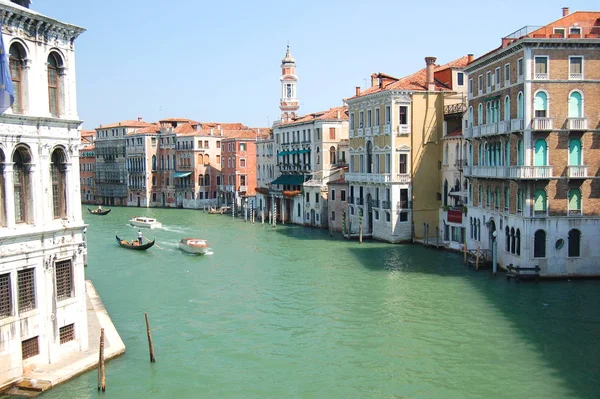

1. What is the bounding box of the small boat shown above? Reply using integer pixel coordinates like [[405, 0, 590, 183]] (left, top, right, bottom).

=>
[[128, 216, 162, 229], [178, 238, 211, 255], [87, 208, 111, 215], [116, 234, 155, 250], [208, 206, 227, 215]]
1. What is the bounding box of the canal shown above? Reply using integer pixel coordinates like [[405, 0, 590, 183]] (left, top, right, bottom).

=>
[[41, 206, 600, 398]]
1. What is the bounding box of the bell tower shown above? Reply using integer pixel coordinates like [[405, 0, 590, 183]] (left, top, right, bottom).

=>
[[280, 45, 299, 123]]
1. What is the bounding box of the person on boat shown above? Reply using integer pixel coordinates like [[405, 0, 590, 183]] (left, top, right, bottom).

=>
[[137, 230, 143, 245], [97, 205, 102, 212]]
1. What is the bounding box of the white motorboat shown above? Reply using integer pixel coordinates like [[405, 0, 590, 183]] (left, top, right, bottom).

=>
[[128, 216, 162, 229], [178, 238, 211, 255]]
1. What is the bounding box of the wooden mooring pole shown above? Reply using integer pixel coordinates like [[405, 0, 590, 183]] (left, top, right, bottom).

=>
[[145, 313, 156, 363], [475, 245, 480, 271], [463, 234, 467, 265], [97, 328, 106, 391]]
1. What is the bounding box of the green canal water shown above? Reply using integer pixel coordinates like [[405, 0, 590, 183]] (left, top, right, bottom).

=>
[[40, 207, 600, 399]]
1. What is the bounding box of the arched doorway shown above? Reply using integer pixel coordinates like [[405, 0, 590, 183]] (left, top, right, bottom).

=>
[[488, 218, 496, 250]]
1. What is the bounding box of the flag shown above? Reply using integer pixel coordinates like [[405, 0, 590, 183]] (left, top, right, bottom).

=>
[[0, 27, 15, 113]]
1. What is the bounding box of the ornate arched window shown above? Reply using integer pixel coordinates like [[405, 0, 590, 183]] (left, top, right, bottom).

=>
[[13, 146, 32, 224], [152, 155, 156, 170], [329, 146, 336, 165], [534, 91, 548, 118], [204, 173, 210, 186], [568, 91, 583, 118], [51, 148, 67, 218], [510, 227, 515, 254], [9, 43, 26, 113], [505, 226, 510, 252], [516, 229, 521, 255], [47, 52, 63, 117]]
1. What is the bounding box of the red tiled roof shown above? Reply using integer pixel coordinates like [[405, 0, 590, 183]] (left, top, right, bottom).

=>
[[280, 106, 348, 125], [96, 120, 154, 129], [348, 55, 471, 100], [328, 177, 347, 185], [159, 117, 200, 124], [127, 124, 160, 135]]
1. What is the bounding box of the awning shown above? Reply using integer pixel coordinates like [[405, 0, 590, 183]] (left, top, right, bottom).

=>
[[271, 174, 306, 186], [298, 149, 310, 154], [173, 172, 192, 178], [277, 151, 289, 157], [482, 95, 500, 102]]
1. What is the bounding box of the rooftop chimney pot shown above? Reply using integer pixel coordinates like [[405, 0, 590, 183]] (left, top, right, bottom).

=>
[[467, 54, 474, 63], [137, 117, 142, 122], [425, 56, 437, 91], [355, 86, 361, 96], [562, 7, 569, 17]]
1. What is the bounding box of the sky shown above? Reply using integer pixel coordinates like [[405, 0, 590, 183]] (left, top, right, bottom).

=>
[[34, 0, 597, 130]]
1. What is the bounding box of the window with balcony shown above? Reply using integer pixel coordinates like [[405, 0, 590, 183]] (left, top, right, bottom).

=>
[[568, 188, 581, 215], [568, 91, 583, 119], [477, 103, 483, 125], [350, 113, 354, 130], [375, 108, 380, 126], [534, 92, 548, 118], [517, 92, 524, 119], [534, 189, 547, 216], [534, 229, 546, 258], [359, 112, 364, 128], [13, 146, 32, 224], [385, 106, 391, 124], [47, 52, 63, 117], [569, 138, 582, 166], [468, 78, 473, 96], [398, 154, 407, 174], [517, 58, 523, 80], [534, 56, 548, 80], [51, 149, 67, 219], [385, 154, 391, 173], [504, 63, 510, 86], [495, 67, 501, 87], [486, 71, 491, 92], [399, 106, 408, 125], [504, 96, 510, 121], [568, 229, 581, 257], [477, 75, 483, 94], [534, 139, 548, 166], [367, 110, 372, 128], [569, 56, 583, 80]]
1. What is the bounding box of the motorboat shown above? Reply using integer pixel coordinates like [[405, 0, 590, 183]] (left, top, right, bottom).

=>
[[178, 238, 211, 255], [128, 216, 162, 229], [115, 233, 155, 250]]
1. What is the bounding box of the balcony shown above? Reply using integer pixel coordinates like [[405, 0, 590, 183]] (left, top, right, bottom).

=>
[[567, 117, 587, 130], [497, 120, 509, 134], [481, 123, 498, 136], [365, 127, 372, 135], [396, 174, 411, 183], [357, 128, 364, 136], [239, 185, 247, 192], [531, 117, 553, 131], [568, 209, 582, 216], [370, 199, 380, 208], [510, 118, 524, 132], [472, 126, 481, 138], [569, 73, 583, 80], [533, 210, 547, 218], [382, 200, 391, 210], [383, 124, 391, 134], [357, 197, 364, 206], [397, 124, 410, 135], [534, 72, 548, 80], [346, 173, 391, 183], [464, 166, 509, 179], [568, 165, 588, 178], [463, 127, 473, 139], [455, 159, 467, 170], [509, 166, 553, 179]]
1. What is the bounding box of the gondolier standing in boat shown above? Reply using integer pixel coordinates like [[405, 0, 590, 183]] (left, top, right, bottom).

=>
[[98, 205, 102, 212], [137, 230, 143, 245]]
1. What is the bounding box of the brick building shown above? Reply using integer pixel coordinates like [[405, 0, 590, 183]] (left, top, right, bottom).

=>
[[463, 8, 600, 276], [80, 130, 96, 204]]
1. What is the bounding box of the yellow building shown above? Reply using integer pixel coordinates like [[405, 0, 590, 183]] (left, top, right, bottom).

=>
[[345, 55, 470, 242]]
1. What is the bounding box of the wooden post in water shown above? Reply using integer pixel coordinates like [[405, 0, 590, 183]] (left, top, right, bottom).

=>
[[261, 209, 265, 225], [272, 201, 277, 228], [463, 234, 467, 264], [436, 226, 439, 248], [281, 201, 285, 225], [97, 328, 106, 391], [475, 245, 480, 271], [145, 313, 156, 363], [359, 208, 363, 244], [423, 223, 427, 246], [411, 221, 415, 244]]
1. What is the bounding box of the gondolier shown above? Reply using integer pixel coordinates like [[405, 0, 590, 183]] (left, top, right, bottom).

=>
[[138, 230, 143, 245]]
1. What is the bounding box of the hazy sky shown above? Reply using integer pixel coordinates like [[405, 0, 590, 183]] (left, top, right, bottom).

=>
[[34, 0, 596, 130]]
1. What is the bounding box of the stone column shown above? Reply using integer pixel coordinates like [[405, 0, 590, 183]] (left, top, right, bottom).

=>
[[3, 163, 15, 228]]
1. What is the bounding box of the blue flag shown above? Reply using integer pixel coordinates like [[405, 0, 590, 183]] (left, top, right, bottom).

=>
[[0, 27, 15, 113]]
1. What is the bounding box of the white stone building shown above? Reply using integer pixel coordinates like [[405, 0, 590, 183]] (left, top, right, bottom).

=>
[[0, 0, 88, 386]]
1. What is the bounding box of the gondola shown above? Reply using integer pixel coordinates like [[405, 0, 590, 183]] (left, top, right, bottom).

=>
[[87, 208, 111, 215], [115, 233, 155, 250]]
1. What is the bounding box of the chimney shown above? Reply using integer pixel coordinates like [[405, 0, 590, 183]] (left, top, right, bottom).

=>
[[562, 7, 569, 17], [137, 117, 142, 122], [370, 74, 378, 87], [467, 54, 474, 64], [355, 86, 361, 96], [210, 128, 214, 136], [336, 110, 341, 119], [217, 124, 221, 130], [425, 56, 437, 91]]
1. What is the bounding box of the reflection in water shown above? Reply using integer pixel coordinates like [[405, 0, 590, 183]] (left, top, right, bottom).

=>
[[41, 207, 600, 399]]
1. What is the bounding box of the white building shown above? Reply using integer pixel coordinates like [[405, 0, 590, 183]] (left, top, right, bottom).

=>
[[0, 0, 88, 386], [256, 47, 349, 227]]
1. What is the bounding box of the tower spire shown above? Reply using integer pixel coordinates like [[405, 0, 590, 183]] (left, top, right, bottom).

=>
[[279, 45, 299, 123]]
